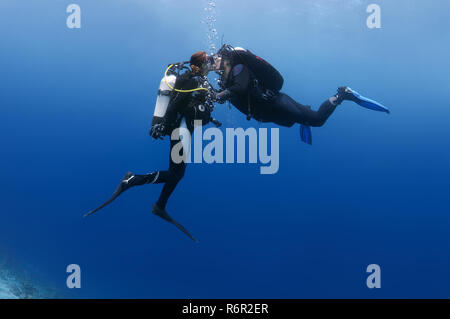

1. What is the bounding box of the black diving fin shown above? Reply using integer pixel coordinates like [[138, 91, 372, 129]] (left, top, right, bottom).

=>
[[84, 172, 135, 218], [152, 204, 198, 243], [84, 173, 198, 243]]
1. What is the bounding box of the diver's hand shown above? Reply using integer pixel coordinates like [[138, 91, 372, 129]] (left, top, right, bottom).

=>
[[150, 123, 166, 140], [261, 89, 277, 101], [207, 90, 219, 103], [214, 90, 230, 104]]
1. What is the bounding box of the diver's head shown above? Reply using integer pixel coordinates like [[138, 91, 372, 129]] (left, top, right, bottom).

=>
[[190, 51, 208, 75], [190, 51, 223, 75], [215, 45, 234, 76], [216, 44, 234, 64], [190, 51, 217, 76]]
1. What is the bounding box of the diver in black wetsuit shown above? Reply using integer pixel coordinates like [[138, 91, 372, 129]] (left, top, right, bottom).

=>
[[85, 52, 219, 242], [211, 45, 387, 144], [213, 46, 342, 126]]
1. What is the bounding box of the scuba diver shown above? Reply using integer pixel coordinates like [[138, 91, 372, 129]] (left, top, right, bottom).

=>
[[84, 51, 221, 242], [210, 45, 389, 144]]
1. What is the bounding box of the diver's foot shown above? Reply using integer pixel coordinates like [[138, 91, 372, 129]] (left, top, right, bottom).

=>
[[84, 171, 135, 218], [152, 204, 173, 222], [332, 87, 390, 113], [332, 86, 357, 105], [151, 204, 198, 243], [119, 171, 137, 191]]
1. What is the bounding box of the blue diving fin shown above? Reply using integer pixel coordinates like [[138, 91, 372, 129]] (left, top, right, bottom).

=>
[[346, 87, 390, 114], [300, 125, 312, 145]]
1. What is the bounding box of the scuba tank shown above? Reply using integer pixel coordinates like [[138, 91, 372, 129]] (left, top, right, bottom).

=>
[[152, 74, 176, 125], [219, 45, 284, 92], [151, 62, 222, 131], [152, 62, 190, 126]]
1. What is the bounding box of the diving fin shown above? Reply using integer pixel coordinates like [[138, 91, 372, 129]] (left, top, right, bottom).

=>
[[342, 87, 390, 114], [152, 204, 198, 243], [84, 172, 135, 218], [300, 125, 312, 145]]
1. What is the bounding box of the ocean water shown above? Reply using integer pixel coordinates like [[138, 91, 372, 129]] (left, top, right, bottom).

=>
[[1, 0, 449, 298]]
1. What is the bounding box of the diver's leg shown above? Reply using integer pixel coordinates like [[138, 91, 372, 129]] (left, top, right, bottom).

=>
[[300, 98, 338, 127], [271, 93, 339, 127], [155, 163, 185, 210], [150, 138, 196, 242], [84, 169, 173, 217], [85, 137, 185, 217], [293, 86, 390, 126], [129, 172, 162, 185], [284, 86, 390, 127], [155, 138, 186, 210], [151, 165, 196, 243]]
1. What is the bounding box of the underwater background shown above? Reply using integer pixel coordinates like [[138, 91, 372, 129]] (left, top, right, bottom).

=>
[[1, 0, 449, 298]]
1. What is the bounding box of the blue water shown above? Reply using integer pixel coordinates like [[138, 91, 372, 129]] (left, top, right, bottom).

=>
[[1, 0, 449, 298]]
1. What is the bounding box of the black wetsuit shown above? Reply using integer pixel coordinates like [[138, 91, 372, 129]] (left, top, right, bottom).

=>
[[133, 71, 210, 209], [218, 64, 338, 127]]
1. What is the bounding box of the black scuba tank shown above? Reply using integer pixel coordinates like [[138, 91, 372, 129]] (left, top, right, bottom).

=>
[[230, 47, 284, 92]]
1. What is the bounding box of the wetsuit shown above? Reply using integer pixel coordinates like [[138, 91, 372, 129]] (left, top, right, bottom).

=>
[[131, 138, 186, 210], [85, 70, 214, 241], [134, 71, 210, 209], [217, 64, 338, 127]]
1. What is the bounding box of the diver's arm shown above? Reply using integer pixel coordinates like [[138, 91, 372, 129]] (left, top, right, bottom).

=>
[[150, 92, 187, 138], [216, 64, 250, 102], [150, 85, 189, 138], [215, 89, 233, 103], [227, 64, 250, 95]]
